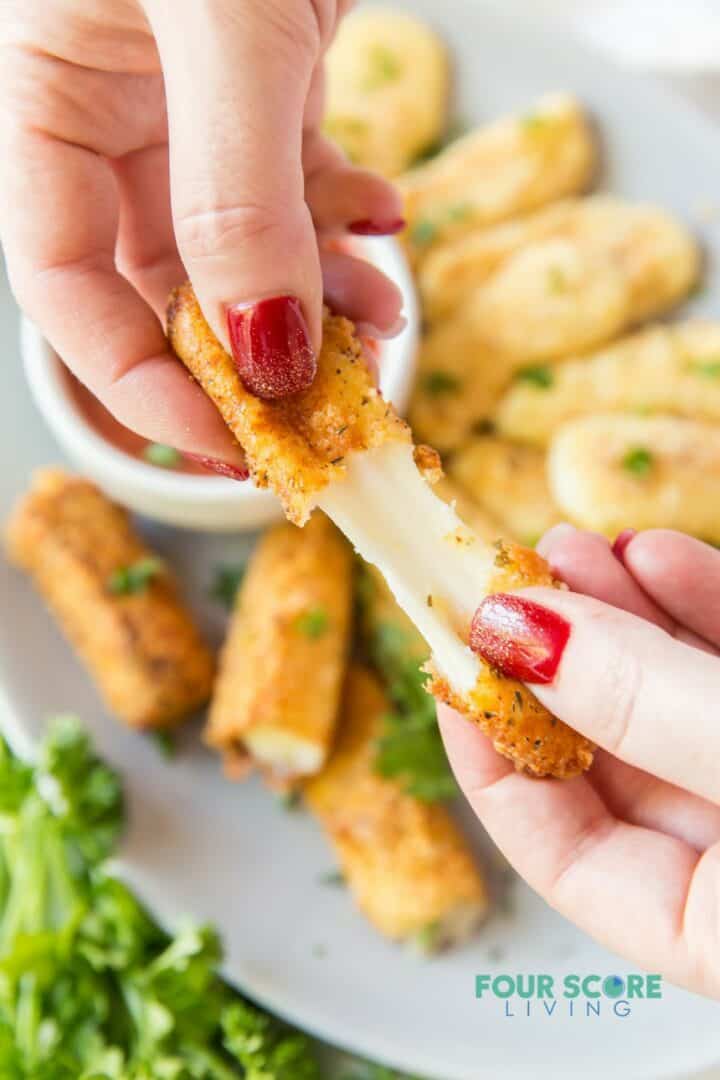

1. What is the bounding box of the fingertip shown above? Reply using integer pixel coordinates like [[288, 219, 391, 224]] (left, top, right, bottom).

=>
[[535, 522, 578, 559]]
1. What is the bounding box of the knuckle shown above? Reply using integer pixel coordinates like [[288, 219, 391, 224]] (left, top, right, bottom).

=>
[[174, 202, 282, 263], [592, 617, 643, 756]]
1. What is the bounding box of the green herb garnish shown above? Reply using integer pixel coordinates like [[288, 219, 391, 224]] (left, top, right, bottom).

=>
[[107, 556, 164, 595], [547, 266, 568, 293], [0, 717, 322, 1078], [689, 356, 720, 378], [409, 219, 438, 247], [622, 446, 654, 476], [294, 606, 329, 639], [415, 920, 442, 955], [279, 789, 302, 812], [421, 370, 462, 396], [364, 611, 457, 801], [318, 870, 345, 887], [446, 202, 473, 222], [364, 44, 401, 89], [209, 562, 246, 609], [516, 364, 554, 389], [142, 442, 180, 468], [149, 730, 177, 758], [519, 111, 553, 134]]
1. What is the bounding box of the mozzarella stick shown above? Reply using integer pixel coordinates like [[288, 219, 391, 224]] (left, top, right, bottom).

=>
[[168, 284, 594, 778], [324, 8, 449, 177], [548, 414, 720, 540], [400, 93, 596, 267], [409, 324, 514, 454], [207, 514, 352, 783], [5, 469, 214, 729], [419, 197, 699, 362], [496, 321, 720, 447], [447, 436, 559, 546], [418, 195, 699, 325], [305, 666, 489, 946]]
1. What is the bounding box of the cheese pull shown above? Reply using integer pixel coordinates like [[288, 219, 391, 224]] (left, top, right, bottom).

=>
[[168, 284, 594, 778]]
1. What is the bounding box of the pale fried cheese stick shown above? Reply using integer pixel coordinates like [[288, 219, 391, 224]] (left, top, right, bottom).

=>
[[305, 666, 489, 946], [5, 469, 214, 728], [548, 414, 720, 541], [399, 93, 596, 267], [167, 284, 594, 778], [447, 436, 559, 546], [207, 514, 352, 782], [418, 195, 699, 325], [496, 321, 720, 447]]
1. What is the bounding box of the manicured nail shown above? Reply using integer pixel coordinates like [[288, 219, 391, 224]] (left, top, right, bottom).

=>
[[348, 217, 406, 236], [226, 296, 316, 399], [184, 453, 250, 481], [469, 593, 571, 685], [612, 529, 637, 564]]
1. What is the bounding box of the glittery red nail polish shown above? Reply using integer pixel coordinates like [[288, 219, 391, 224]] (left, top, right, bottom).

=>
[[469, 593, 571, 684], [226, 295, 316, 399], [611, 529, 637, 565], [348, 217, 406, 236], [184, 454, 249, 481]]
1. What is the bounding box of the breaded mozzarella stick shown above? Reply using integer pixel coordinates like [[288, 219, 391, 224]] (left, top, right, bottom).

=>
[[168, 284, 594, 778], [305, 666, 489, 946], [6, 469, 214, 729], [207, 514, 352, 782]]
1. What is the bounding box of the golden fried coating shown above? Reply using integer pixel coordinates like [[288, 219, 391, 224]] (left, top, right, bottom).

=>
[[418, 196, 699, 325], [305, 666, 489, 945], [207, 514, 352, 782], [496, 321, 720, 446], [427, 541, 595, 779], [400, 93, 596, 267], [324, 9, 449, 177], [167, 283, 410, 526], [447, 436, 558, 545], [419, 196, 699, 359], [548, 414, 720, 541], [5, 469, 214, 729]]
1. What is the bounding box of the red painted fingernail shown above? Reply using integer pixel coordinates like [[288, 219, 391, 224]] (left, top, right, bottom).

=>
[[611, 529, 637, 564], [226, 296, 316, 399], [348, 217, 406, 236], [184, 453, 250, 481], [469, 593, 571, 685]]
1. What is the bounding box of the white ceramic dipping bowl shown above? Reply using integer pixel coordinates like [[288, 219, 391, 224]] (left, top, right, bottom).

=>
[[21, 237, 419, 532]]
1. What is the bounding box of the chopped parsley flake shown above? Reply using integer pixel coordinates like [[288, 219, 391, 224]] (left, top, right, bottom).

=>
[[516, 364, 554, 389], [142, 442, 180, 468], [622, 446, 654, 476], [294, 606, 329, 639], [422, 370, 462, 396], [107, 556, 164, 596], [415, 920, 442, 955], [547, 266, 568, 293], [209, 563, 246, 609], [148, 730, 177, 758], [318, 869, 345, 887], [409, 219, 438, 246], [364, 44, 401, 89], [446, 202, 473, 222], [519, 111, 553, 134], [689, 356, 720, 378]]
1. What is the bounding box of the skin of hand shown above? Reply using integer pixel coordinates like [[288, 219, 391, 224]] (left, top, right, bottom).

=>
[[440, 525, 720, 998], [0, 0, 404, 467]]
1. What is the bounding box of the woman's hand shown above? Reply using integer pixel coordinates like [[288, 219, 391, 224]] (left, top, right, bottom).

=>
[[0, 0, 403, 468], [440, 525, 720, 997]]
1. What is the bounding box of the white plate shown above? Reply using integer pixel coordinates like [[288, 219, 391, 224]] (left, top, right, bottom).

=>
[[3, 4, 720, 1077]]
